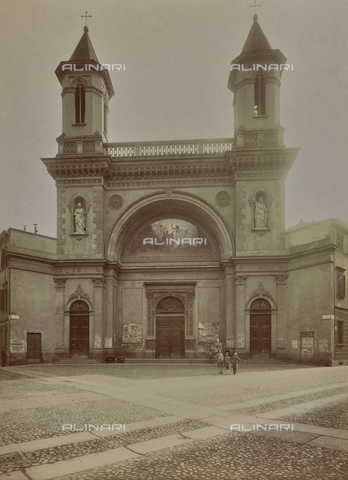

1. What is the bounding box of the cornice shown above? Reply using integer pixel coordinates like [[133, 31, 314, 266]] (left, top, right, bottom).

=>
[[42, 156, 111, 180], [228, 147, 300, 174]]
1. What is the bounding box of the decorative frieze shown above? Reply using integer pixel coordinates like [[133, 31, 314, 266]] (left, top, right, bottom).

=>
[[107, 162, 233, 181], [56, 178, 103, 185], [105, 177, 233, 189]]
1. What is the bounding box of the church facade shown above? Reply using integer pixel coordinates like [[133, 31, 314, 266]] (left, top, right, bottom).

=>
[[1, 16, 347, 366]]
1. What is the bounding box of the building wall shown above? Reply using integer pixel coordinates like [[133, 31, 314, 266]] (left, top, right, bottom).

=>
[[10, 268, 56, 364], [334, 249, 348, 364], [285, 253, 333, 364]]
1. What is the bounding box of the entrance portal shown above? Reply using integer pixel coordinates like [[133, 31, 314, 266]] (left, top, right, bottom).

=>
[[250, 299, 271, 358], [156, 297, 185, 358], [70, 300, 89, 357], [27, 332, 41, 363]]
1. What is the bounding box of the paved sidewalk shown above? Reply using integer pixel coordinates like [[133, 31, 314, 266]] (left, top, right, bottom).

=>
[[1, 365, 347, 479]]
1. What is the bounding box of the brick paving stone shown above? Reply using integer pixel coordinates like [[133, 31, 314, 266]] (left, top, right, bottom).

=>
[[280, 399, 348, 430], [53, 432, 348, 480]]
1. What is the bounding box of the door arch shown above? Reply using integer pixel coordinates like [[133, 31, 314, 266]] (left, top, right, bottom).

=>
[[250, 298, 271, 358], [70, 300, 89, 357], [156, 296, 185, 358]]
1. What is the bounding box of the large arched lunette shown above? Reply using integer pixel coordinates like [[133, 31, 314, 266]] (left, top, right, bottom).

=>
[[105, 191, 235, 263]]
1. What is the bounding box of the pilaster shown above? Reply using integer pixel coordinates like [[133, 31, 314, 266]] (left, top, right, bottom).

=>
[[275, 274, 289, 354], [105, 277, 116, 351], [92, 277, 105, 359], [225, 266, 235, 348], [53, 278, 67, 359], [235, 275, 248, 354]]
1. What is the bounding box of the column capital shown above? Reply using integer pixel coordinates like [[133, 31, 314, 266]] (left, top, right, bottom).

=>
[[275, 274, 289, 285], [235, 275, 248, 286], [53, 278, 67, 288], [92, 277, 106, 287]]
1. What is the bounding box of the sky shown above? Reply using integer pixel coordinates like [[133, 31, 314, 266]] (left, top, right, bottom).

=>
[[0, 0, 347, 238]]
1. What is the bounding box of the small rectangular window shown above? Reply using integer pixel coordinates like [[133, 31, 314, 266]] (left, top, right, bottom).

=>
[[0, 249, 5, 269], [254, 76, 265, 116], [337, 232, 344, 250], [0, 290, 4, 312], [337, 268, 346, 298], [75, 84, 85, 124], [0, 289, 6, 313], [337, 321, 344, 345]]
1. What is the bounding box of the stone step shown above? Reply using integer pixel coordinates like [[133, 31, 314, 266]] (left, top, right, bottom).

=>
[[53, 357, 283, 365]]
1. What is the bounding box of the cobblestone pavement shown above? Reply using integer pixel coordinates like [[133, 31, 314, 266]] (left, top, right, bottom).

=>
[[0, 370, 84, 400], [0, 397, 169, 446], [0, 365, 347, 479], [145, 367, 348, 407], [281, 398, 348, 430], [55, 433, 348, 480], [0, 419, 207, 475], [226, 386, 348, 415]]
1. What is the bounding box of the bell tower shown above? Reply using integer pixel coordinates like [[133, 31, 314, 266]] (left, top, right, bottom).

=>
[[55, 26, 114, 144], [228, 14, 287, 146], [227, 15, 300, 255], [42, 27, 115, 260]]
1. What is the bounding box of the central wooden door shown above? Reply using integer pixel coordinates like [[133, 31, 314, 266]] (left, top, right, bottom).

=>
[[156, 318, 185, 358], [70, 300, 89, 357], [155, 297, 185, 358]]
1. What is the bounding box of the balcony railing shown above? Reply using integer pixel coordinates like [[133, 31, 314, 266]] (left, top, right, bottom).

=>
[[105, 138, 234, 158]]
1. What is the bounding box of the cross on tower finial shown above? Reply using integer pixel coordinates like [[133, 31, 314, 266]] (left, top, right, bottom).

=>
[[81, 11, 92, 27], [250, 0, 261, 16]]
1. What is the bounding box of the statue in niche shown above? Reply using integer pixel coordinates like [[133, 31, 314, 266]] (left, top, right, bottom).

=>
[[74, 202, 86, 234], [254, 195, 268, 229]]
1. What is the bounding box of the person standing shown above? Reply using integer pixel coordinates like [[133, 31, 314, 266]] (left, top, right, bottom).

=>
[[231, 352, 242, 375], [1, 347, 7, 367], [224, 351, 231, 375], [215, 349, 224, 375]]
